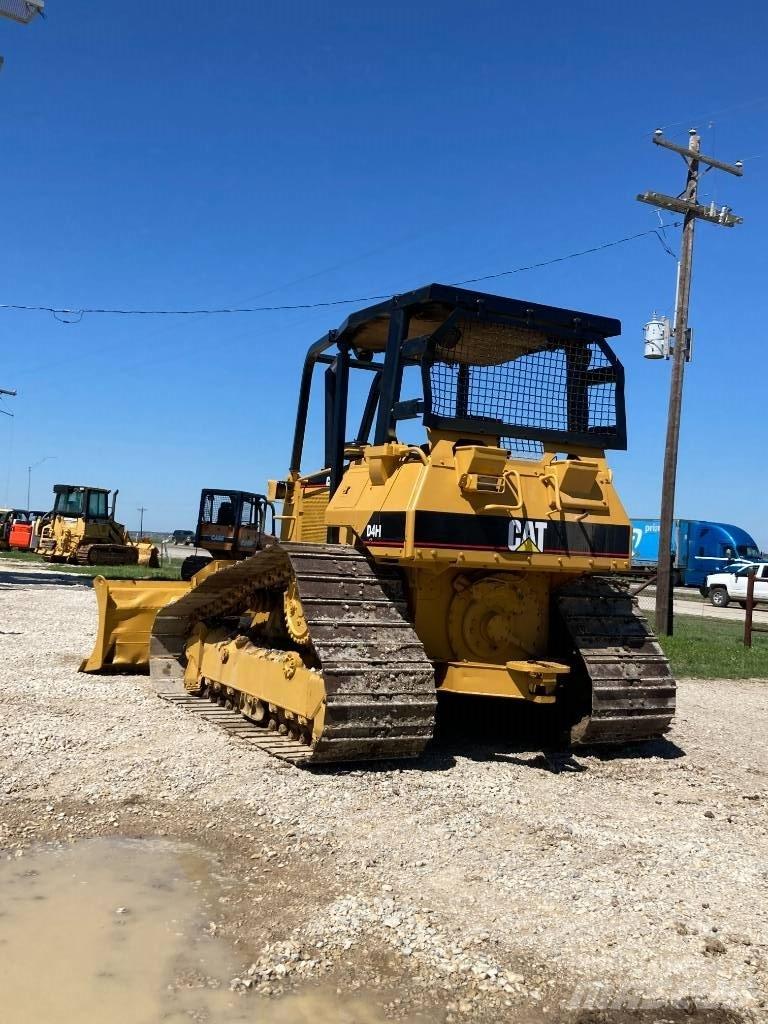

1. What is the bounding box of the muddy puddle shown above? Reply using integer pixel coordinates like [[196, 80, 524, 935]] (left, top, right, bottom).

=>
[[0, 837, 398, 1024]]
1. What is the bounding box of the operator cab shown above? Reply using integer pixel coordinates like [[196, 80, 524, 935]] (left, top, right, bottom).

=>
[[277, 282, 625, 545], [51, 485, 113, 520], [195, 489, 275, 558]]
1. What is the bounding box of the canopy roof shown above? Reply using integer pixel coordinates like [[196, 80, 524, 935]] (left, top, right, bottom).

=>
[[329, 283, 621, 357], [53, 484, 110, 493]]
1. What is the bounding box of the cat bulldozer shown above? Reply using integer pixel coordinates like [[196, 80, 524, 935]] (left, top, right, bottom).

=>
[[179, 489, 276, 580], [81, 284, 676, 764], [38, 484, 160, 567]]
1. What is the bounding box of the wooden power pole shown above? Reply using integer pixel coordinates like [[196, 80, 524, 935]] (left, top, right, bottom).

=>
[[637, 128, 743, 636]]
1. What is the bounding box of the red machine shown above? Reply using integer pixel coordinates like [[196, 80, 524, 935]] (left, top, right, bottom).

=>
[[9, 521, 33, 550]]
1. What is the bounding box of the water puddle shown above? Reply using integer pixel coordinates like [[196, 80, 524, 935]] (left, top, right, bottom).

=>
[[0, 837, 404, 1023], [0, 837, 253, 1022]]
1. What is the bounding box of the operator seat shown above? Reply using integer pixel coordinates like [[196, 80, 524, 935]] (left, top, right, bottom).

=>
[[216, 501, 235, 526]]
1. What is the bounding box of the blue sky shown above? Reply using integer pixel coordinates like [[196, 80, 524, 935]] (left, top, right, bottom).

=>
[[1, 1, 766, 545]]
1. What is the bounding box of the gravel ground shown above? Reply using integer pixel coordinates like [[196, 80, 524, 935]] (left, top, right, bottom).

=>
[[1, 563, 767, 1023]]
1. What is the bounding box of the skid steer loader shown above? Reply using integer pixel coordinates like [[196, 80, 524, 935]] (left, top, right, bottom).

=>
[[38, 484, 159, 567], [81, 284, 676, 763], [0, 508, 26, 547]]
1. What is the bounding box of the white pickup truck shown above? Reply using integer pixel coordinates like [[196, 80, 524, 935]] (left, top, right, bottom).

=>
[[705, 562, 768, 608]]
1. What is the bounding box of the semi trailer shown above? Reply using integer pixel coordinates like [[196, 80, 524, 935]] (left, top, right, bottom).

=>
[[631, 518, 761, 589]]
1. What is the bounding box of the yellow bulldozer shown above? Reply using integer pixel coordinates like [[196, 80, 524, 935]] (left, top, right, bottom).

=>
[[38, 484, 160, 567], [81, 284, 675, 763]]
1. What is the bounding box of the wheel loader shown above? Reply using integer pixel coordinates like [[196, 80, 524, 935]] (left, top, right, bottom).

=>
[[38, 484, 160, 567], [81, 284, 676, 763], [179, 489, 275, 580]]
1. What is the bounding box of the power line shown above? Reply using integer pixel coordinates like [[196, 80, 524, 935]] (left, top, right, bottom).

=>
[[652, 93, 768, 135], [653, 229, 678, 260], [0, 223, 681, 322], [453, 225, 680, 285], [0, 294, 391, 318]]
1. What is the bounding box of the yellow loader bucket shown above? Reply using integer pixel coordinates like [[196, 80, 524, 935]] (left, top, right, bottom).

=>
[[80, 576, 190, 673]]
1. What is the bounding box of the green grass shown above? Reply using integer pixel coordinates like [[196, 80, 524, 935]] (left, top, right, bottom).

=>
[[0, 549, 39, 563], [46, 561, 182, 580], [658, 615, 768, 679], [0, 548, 182, 580]]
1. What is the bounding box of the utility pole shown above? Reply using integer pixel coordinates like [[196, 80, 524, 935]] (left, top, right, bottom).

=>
[[27, 455, 53, 509], [0, 6, 40, 422], [137, 506, 147, 537], [637, 128, 743, 636], [0, 386, 16, 418]]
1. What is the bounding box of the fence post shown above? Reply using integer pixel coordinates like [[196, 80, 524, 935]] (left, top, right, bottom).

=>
[[744, 569, 756, 648]]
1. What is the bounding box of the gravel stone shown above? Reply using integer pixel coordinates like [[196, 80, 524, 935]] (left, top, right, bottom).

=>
[[1, 565, 767, 1021]]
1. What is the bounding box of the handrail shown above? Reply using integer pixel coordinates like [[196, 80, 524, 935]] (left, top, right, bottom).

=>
[[503, 468, 524, 511], [468, 468, 524, 516], [403, 446, 429, 466], [297, 467, 330, 484]]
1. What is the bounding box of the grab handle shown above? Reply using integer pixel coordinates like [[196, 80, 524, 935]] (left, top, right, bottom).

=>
[[542, 472, 608, 516]]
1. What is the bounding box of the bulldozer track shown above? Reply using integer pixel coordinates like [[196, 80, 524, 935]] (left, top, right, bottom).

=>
[[156, 690, 320, 764], [76, 543, 139, 566], [557, 577, 676, 745], [150, 542, 437, 766]]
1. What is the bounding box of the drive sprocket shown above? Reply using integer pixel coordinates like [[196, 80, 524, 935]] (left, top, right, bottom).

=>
[[283, 579, 310, 645]]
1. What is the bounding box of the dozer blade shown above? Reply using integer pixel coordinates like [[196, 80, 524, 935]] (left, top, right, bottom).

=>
[[80, 576, 191, 673]]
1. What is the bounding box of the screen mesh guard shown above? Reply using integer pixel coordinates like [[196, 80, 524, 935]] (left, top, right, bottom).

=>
[[421, 313, 626, 449], [202, 493, 237, 527]]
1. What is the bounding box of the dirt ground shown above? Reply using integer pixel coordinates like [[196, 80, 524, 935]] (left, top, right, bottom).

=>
[[1, 563, 767, 1023]]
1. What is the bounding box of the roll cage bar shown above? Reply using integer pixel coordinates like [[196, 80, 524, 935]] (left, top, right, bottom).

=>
[[289, 283, 626, 497]]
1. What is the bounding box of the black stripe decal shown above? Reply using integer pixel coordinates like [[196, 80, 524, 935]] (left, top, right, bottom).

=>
[[363, 511, 630, 558], [415, 512, 630, 557], [361, 512, 407, 545]]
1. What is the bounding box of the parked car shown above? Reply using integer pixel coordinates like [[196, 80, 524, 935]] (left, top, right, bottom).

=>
[[169, 529, 195, 546], [705, 563, 768, 608]]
